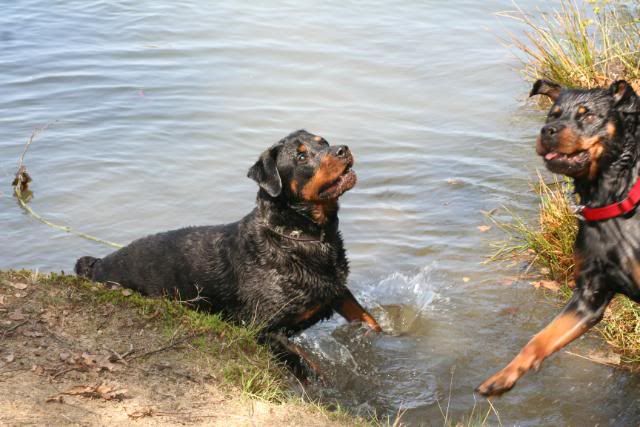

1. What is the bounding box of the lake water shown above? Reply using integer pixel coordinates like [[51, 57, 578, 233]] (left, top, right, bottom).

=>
[[2, 1, 639, 425]]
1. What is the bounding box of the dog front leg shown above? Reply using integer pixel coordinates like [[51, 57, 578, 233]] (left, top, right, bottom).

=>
[[261, 332, 323, 381], [335, 290, 382, 332], [476, 283, 613, 397]]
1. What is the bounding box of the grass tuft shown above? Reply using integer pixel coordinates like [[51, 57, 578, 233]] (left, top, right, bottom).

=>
[[500, 0, 640, 91]]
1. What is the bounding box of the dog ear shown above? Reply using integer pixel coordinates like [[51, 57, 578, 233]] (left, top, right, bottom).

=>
[[530, 79, 562, 101], [610, 80, 638, 113], [247, 143, 283, 197]]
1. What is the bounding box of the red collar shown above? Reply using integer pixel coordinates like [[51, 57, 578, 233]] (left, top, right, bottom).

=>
[[580, 177, 640, 221]]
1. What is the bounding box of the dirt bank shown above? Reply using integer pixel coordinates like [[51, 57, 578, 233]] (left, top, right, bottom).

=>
[[0, 270, 367, 426]]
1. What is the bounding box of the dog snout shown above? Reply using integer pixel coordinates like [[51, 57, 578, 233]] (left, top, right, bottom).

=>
[[540, 123, 565, 151]]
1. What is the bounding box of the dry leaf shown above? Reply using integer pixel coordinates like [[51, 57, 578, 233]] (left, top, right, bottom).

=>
[[477, 225, 492, 233], [499, 307, 520, 316], [121, 289, 133, 297], [61, 383, 128, 401], [4, 353, 15, 363], [0, 295, 5, 305], [9, 310, 25, 321], [31, 365, 45, 375], [462, 277, 470, 283], [23, 330, 44, 338], [81, 352, 118, 372], [128, 407, 154, 419], [531, 280, 561, 292], [9, 282, 28, 290], [46, 395, 64, 403]]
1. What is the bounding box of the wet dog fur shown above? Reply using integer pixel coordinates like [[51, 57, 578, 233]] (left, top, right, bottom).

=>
[[477, 80, 640, 396], [75, 130, 381, 377]]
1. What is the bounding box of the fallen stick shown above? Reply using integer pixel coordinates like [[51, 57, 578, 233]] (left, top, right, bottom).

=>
[[1, 320, 29, 340], [126, 334, 202, 361]]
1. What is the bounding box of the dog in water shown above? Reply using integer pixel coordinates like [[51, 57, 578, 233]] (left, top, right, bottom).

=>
[[477, 80, 640, 396], [76, 129, 381, 376]]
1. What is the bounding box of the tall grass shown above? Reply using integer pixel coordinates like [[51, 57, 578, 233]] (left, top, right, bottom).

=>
[[492, 173, 577, 285], [501, 0, 640, 90], [495, 175, 640, 365]]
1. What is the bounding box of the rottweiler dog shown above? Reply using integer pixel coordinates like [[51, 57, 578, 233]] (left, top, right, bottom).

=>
[[75, 129, 381, 376], [477, 80, 640, 397]]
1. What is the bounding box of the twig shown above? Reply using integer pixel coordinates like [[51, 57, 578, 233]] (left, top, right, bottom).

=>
[[564, 350, 620, 368], [104, 346, 129, 366], [126, 334, 202, 361], [52, 367, 80, 379], [44, 326, 70, 345], [1, 320, 28, 340], [12, 126, 123, 249]]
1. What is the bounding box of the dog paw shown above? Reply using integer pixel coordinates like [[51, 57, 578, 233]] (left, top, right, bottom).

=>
[[475, 369, 519, 397]]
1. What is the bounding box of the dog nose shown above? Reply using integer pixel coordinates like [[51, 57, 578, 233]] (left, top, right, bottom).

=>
[[541, 124, 558, 137], [334, 145, 350, 158]]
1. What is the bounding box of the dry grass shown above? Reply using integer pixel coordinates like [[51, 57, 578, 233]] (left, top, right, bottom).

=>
[[500, 0, 640, 91], [491, 173, 577, 285], [493, 174, 640, 365]]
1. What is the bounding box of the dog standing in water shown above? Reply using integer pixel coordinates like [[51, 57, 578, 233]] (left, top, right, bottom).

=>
[[76, 130, 381, 376], [477, 80, 640, 396]]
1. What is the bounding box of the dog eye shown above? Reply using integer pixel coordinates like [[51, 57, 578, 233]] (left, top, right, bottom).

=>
[[296, 152, 308, 162]]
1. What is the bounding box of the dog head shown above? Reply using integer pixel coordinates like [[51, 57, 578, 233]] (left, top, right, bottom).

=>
[[530, 79, 638, 180], [248, 130, 356, 223]]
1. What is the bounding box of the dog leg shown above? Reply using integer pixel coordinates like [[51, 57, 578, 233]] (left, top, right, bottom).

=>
[[335, 290, 382, 332], [476, 284, 613, 397], [262, 332, 323, 381]]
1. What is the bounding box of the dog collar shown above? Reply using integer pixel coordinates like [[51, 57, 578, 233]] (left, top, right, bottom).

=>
[[578, 177, 640, 221], [264, 224, 326, 243]]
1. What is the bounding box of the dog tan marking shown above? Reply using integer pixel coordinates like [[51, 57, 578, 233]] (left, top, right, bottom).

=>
[[313, 135, 323, 142], [553, 127, 606, 179], [577, 106, 587, 115], [300, 155, 346, 202], [573, 253, 583, 284], [294, 304, 322, 323], [290, 179, 298, 194], [477, 311, 588, 396], [335, 295, 382, 332], [311, 200, 338, 225]]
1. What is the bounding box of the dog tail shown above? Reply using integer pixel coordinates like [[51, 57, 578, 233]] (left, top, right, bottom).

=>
[[75, 256, 100, 279]]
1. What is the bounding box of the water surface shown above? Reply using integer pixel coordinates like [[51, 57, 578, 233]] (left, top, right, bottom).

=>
[[2, 1, 639, 425]]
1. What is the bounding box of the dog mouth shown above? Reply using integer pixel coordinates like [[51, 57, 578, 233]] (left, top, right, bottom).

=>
[[318, 165, 357, 199], [542, 150, 591, 175]]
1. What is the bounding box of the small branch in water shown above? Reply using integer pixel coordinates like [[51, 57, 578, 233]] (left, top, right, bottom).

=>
[[12, 125, 123, 249]]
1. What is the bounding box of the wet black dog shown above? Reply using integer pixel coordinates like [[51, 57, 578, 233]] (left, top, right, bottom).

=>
[[477, 80, 640, 396], [75, 130, 381, 375]]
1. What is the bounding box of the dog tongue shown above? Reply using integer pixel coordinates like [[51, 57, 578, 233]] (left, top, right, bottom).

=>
[[545, 152, 559, 160]]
